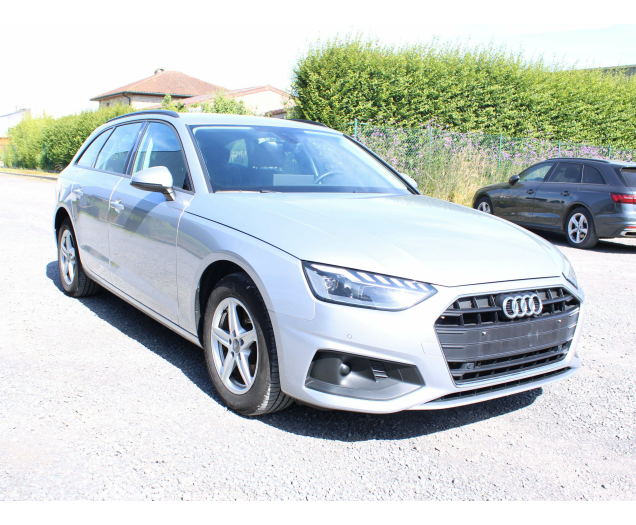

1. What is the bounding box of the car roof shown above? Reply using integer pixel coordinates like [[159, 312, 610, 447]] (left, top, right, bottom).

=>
[[106, 111, 340, 133]]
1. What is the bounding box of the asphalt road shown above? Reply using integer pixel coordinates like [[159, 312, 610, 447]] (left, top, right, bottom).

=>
[[1, 174, 635, 500]]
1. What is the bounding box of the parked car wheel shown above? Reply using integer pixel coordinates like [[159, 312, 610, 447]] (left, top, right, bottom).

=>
[[475, 196, 493, 214], [565, 207, 598, 249], [203, 273, 294, 415], [57, 219, 100, 297]]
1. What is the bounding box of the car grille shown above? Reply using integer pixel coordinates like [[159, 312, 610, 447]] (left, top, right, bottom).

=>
[[435, 287, 579, 386], [430, 368, 571, 403]]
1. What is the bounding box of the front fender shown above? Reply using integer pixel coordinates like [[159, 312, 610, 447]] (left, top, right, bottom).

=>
[[176, 211, 316, 336]]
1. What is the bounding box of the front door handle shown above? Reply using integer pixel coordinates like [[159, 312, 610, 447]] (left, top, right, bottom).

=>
[[526, 189, 535, 195], [561, 191, 570, 196], [110, 199, 124, 213], [72, 187, 83, 197]]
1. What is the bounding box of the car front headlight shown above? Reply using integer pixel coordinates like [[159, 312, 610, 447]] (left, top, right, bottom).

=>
[[563, 255, 578, 289], [303, 262, 437, 311]]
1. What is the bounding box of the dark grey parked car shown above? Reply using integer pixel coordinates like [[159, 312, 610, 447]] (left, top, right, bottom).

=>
[[473, 157, 636, 248]]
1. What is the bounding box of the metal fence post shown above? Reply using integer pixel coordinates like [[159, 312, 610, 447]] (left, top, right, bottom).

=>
[[497, 133, 502, 171], [608, 144, 612, 160], [354, 119, 358, 141], [428, 125, 432, 168], [558, 139, 561, 157]]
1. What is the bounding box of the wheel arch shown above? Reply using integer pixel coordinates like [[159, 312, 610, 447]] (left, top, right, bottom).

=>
[[195, 257, 271, 345], [562, 201, 593, 232], [54, 204, 73, 246]]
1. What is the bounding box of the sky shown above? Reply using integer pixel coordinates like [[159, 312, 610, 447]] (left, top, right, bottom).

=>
[[2, 1, 635, 119]]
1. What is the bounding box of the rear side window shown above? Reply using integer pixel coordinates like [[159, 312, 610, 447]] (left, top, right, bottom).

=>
[[620, 168, 636, 188], [550, 163, 582, 184], [95, 123, 144, 174], [583, 165, 606, 185], [76, 128, 113, 167], [132, 123, 190, 190]]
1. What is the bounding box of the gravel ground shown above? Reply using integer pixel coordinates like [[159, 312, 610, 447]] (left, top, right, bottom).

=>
[[1, 173, 635, 501]]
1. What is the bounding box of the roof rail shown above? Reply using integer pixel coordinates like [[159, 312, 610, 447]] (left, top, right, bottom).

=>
[[106, 110, 180, 123], [545, 157, 611, 163], [288, 119, 329, 128]]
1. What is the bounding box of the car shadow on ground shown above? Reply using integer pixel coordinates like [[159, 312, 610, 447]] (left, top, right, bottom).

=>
[[529, 230, 636, 254], [46, 260, 542, 442]]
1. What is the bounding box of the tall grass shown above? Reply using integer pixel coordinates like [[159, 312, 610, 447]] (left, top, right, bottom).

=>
[[358, 123, 635, 206]]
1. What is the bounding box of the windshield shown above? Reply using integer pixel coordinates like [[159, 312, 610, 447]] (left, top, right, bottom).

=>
[[190, 125, 410, 193]]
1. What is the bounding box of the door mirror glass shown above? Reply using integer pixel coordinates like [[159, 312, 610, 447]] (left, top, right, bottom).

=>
[[508, 174, 520, 185], [400, 173, 419, 191], [130, 166, 175, 201]]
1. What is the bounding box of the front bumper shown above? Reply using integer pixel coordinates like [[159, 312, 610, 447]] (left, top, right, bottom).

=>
[[271, 275, 584, 414]]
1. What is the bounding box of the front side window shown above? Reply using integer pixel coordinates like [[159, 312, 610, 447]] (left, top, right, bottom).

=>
[[518, 163, 554, 182], [133, 123, 190, 190], [549, 163, 583, 184], [583, 165, 606, 185], [94, 123, 144, 174], [76, 128, 113, 168], [191, 125, 410, 194]]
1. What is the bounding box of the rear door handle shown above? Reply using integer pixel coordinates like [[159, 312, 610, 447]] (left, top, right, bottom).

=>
[[526, 189, 535, 195], [110, 199, 124, 213], [72, 187, 83, 197], [561, 191, 570, 196]]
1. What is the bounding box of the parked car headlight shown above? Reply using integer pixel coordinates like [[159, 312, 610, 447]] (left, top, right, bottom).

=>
[[303, 262, 437, 311], [563, 255, 578, 289]]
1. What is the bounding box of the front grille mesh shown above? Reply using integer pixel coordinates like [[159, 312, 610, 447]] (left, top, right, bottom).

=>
[[448, 342, 570, 383], [436, 287, 578, 327], [435, 287, 579, 386], [431, 368, 570, 403]]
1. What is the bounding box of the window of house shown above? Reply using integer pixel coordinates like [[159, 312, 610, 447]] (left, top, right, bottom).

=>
[[94, 123, 144, 174], [76, 128, 113, 168], [132, 123, 190, 190]]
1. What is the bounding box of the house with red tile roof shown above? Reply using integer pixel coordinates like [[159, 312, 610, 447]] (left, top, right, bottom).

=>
[[90, 69, 227, 109], [91, 70, 294, 117]]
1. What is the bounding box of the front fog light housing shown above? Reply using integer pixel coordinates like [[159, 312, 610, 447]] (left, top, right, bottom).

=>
[[563, 255, 578, 289], [303, 262, 437, 311]]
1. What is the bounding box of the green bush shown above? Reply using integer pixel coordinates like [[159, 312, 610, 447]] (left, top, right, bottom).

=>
[[161, 93, 255, 115], [291, 36, 636, 148], [2, 105, 136, 170]]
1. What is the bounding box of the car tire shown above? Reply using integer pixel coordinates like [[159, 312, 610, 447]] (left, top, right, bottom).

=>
[[203, 273, 294, 416], [475, 196, 493, 214], [57, 218, 101, 297], [565, 207, 598, 249]]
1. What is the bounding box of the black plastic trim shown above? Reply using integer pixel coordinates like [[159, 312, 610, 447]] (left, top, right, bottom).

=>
[[106, 110, 180, 123]]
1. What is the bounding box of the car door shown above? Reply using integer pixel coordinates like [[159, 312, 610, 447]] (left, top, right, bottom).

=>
[[107, 121, 194, 323], [533, 162, 582, 227], [70, 126, 123, 281], [498, 162, 555, 223]]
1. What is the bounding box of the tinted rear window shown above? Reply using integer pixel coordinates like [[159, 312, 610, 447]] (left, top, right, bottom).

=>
[[583, 165, 606, 184], [95, 123, 144, 174], [76, 128, 113, 168], [620, 168, 636, 188], [550, 163, 582, 184]]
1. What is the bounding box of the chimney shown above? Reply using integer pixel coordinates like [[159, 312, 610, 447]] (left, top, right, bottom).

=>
[[154, 68, 165, 75]]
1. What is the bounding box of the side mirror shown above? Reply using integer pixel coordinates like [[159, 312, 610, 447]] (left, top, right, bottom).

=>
[[508, 174, 520, 186], [130, 166, 175, 201], [400, 173, 419, 191]]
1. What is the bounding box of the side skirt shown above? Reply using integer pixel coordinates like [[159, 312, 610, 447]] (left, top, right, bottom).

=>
[[84, 268, 203, 348]]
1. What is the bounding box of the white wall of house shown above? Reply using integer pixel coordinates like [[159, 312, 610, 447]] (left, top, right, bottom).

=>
[[234, 91, 291, 114]]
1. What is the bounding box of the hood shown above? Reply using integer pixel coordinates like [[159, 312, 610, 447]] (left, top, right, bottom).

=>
[[186, 193, 563, 287]]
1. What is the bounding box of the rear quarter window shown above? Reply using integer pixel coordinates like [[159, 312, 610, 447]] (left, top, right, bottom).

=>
[[619, 168, 636, 188]]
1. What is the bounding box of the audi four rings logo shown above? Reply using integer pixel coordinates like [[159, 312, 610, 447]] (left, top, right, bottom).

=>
[[499, 293, 543, 319]]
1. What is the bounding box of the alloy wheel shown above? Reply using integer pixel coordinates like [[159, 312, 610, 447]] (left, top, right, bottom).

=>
[[477, 201, 492, 214], [60, 230, 77, 285], [568, 213, 588, 244], [210, 297, 259, 395]]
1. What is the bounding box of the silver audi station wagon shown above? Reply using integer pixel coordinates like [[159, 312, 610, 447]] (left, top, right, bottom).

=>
[[53, 111, 584, 415]]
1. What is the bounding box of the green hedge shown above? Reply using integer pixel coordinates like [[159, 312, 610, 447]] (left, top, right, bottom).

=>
[[3, 105, 136, 170], [291, 37, 636, 148]]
